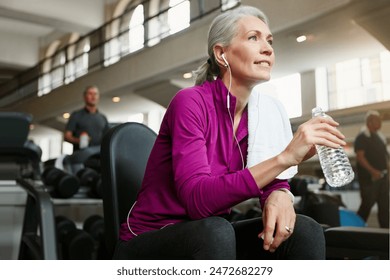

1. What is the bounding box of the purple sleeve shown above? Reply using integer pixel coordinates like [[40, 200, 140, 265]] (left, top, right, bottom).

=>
[[167, 90, 261, 220], [259, 179, 291, 209]]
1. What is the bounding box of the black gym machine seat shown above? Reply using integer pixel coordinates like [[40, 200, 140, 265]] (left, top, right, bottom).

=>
[[324, 226, 389, 260], [0, 112, 58, 259]]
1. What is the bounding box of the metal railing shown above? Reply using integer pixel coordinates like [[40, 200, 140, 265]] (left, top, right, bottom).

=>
[[0, 0, 239, 107]]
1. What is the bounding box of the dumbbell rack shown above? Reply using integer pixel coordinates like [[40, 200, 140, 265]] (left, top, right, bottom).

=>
[[52, 195, 103, 229], [15, 177, 104, 260], [0, 112, 105, 260]]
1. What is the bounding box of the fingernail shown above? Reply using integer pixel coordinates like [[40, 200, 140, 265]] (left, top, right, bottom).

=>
[[259, 234, 264, 240]]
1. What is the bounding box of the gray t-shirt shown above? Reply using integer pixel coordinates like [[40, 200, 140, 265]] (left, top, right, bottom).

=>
[[65, 107, 109, 150]]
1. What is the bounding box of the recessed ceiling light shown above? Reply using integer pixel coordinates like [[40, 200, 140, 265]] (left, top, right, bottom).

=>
[[63, 112, 70, 119], [296, 35, 307, 43], [112, 96, 121, 103], [183, 72, 192, 79]]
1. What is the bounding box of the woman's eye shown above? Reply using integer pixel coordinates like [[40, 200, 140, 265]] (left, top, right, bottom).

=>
[[249, 35, 258, 41], [267, 39, 273, 45]]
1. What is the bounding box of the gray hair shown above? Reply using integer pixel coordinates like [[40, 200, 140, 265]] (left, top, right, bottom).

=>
[[83, 85, 99, 96], [365, 110, 381, 123], [193, 5, 269, 85]]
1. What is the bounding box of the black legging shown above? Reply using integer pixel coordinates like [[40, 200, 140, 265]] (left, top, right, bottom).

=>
[[114, 214, 325, 260]]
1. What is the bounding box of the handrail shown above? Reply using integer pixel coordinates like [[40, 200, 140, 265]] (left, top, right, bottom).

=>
[[16, 177, 58, 260]]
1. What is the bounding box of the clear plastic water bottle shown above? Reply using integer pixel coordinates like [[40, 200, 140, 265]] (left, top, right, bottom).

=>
[[79, 132, 89, 149], [312, 107, 355, 187]]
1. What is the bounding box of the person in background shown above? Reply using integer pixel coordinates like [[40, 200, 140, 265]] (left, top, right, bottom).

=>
[[354, 110, 389, 228], [115, 5, 346, 260], [64, 85, 109, 151]]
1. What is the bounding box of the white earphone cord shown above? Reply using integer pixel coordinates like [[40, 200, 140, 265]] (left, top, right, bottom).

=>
[[127, 201, 174, 236], [127, 201, 138, 236], [226, 64, 245, 170]]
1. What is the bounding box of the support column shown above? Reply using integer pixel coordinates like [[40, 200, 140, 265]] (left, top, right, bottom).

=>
[[300, 70, 317, 116]]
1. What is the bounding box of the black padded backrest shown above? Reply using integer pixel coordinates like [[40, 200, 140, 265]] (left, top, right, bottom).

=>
[[0, 112, 32, 147], [100, 122, 157, 257], [0, 112, 42, 171]]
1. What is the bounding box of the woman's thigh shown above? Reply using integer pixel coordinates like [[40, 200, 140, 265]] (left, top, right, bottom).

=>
[[114, 216, 236, 260]]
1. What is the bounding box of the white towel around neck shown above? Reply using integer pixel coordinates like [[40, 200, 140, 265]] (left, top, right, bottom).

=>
[[247, 89, 297, 179]]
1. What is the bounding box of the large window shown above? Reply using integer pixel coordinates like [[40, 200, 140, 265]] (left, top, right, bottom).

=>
[[38, 58, 52, 96], [128, 5, 145, 53], [104, 37, 120, 66], [106, 4, 145, 66], [36, 0, 240, 97], [74, 38, 90, 77], [51, 51, 65, 90], [380, 51, 390, 100], [38, 40, 61, 96], [168, 0, 190, 35], [325, 51, 390, 110], [254, 73, 302, 118]]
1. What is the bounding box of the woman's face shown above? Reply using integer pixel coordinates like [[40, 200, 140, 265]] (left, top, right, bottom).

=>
[[225, 15, 275, 87]]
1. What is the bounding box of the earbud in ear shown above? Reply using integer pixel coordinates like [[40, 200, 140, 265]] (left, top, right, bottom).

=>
[[221, 54, 229, 67]]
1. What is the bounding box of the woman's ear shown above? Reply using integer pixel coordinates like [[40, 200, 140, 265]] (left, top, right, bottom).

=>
[[213, 45, 228, 67]]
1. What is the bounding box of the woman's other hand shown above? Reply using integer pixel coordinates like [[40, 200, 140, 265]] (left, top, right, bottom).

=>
[[258, 190, 296, 252]]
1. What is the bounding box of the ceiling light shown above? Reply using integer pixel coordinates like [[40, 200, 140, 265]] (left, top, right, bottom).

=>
[[183, 72, 192, 79], [112, 96, 121, 103], [296, 35, 307, 43], [63, 112, 70, 119]]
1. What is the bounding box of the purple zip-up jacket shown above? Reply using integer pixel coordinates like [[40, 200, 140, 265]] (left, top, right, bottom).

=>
[[119, 78, 290, 241]]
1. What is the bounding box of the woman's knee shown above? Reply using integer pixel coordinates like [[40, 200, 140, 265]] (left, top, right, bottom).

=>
[[295, 214, 324, 237], [292, 214, 325, 259], [191, 216, 236, 259], [196, 216, 235, 242]]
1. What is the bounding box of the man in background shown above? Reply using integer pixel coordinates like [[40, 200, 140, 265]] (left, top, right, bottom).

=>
[[354, 110, 389, 228], [64, 85, 109, 151]]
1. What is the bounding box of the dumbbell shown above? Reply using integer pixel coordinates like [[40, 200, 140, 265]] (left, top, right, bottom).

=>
[[83, 215, 104, 241], [83, 215, 108, 259], [76, 167, 102, 198], [41, 167, 80, 198], [55, 215, 95, 260]]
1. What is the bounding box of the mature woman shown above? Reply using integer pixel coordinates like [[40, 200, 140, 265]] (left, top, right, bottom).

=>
[[115, 5, 346, 259]]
